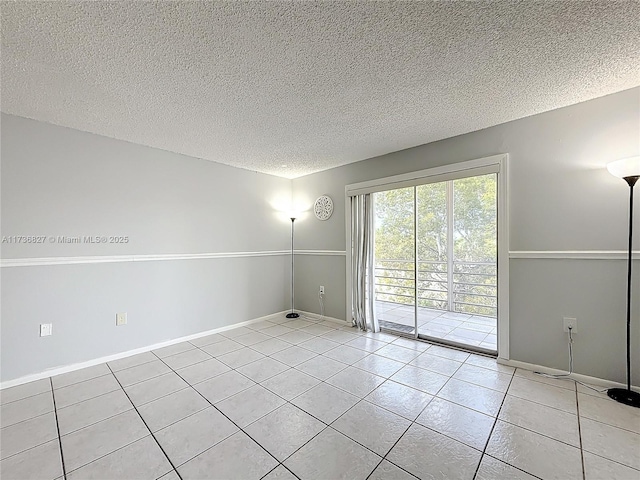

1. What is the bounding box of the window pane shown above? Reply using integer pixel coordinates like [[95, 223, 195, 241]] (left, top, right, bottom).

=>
[[373, 187, 415, 333], [452, 174, 497, 316], [416, 182, 448, 311]]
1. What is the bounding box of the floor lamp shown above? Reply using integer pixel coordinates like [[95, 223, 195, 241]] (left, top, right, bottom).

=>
[[286, 216, 300, 319], [606, 156, 640, 408]]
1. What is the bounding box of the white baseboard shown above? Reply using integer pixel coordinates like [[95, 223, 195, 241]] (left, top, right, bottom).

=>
[[498, 358, 640, 391], [1, 310, 289, 390], [296, 310, 350, 326]]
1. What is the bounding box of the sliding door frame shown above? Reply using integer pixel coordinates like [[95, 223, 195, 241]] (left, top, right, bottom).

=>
[[346, 154, 510, 360]]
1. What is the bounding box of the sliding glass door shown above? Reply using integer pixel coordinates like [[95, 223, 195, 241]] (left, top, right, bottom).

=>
[[373, 174, 497, 353]]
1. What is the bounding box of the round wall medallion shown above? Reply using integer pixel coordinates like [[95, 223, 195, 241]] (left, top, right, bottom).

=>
[[314, 195, 334, 221]]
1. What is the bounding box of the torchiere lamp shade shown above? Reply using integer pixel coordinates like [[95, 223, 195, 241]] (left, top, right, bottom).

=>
[[607, 156, 640, 181]]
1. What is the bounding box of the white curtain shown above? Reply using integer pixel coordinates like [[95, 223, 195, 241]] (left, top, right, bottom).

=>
[[350, 194, 379, 332]]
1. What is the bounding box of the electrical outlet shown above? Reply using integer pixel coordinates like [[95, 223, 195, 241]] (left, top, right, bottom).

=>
[[319, 285, 325, 295], [40, 323, 52, 337], [563, 317, 577, 333], [116, 313, 127, 326]]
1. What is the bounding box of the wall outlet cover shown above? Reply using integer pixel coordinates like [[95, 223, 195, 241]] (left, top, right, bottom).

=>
[[563, 317, 577, 333], [116, 313, 127, 326]]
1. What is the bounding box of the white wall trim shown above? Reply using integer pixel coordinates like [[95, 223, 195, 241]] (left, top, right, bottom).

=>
[[345, 154, 505, 195], [0, 249, 350, 268], [497, 154, 510, 362], [0, 310, 289, 389], [4, 249, 632, 268], [0, 250, 290, 268], [509, 250, 640, 260], [294, 250, 346, 256], [498, 358, 640, 392]]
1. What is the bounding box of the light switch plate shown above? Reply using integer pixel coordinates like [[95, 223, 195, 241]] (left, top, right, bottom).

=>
[[40, 323, 53, 337]]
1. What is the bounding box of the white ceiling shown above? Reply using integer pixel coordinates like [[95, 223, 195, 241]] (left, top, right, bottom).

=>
[[1, 2, 639, 179]]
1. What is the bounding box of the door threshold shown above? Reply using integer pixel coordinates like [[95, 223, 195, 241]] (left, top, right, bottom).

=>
[[380, 327, 497, 358]]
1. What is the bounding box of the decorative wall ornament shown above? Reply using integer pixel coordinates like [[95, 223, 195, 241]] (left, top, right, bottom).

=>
[[314, 195, 334, 220]]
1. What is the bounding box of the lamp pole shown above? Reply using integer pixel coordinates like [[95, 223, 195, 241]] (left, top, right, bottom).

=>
[[286, 217, 299, 319], [606, 156, 640, 408]]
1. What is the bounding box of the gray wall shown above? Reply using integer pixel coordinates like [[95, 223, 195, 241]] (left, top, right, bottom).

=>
[[292, 87, 640, 384], [3, 86, 639, 384], [1, 114, 291, 382]]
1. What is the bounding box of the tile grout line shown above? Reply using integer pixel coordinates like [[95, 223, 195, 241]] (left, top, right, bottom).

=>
[[576, 413, 640, 436], [0, 388, 53, 407], [192, 327, 383, 387], [479, 454, 545, 480], [345, 342, 492, 478], [58, 432, 160, 477], [56, 403, 137, 438], [0, 426, 63, 464], [188, 326, 507, 449], [241, 345, 450, 478], [155, 339, 415, 478], [53, 384, 123, 411], [150, 352, 287, 476], [199, 328, 578, 479], [48, 358, 571, 480], [575, 384, 586, 480], [49, 377, 68, 480], [484, 413, 585, 451], [66, 355, 232, 409], [468, 375, 546, 480], [15, 323, 528, 478], [471, 367, 515, 480], [280, 463, 302, 480], [582, 452, 640, 473], [477, 369, 586, 450], [51, 368, 114, 391], [12, 375, 168, 474], [499, 380, 582, 416], [259, 463, 301, 480], [375, 353, 493, 479], [0, 409, 53, 432], [363, 414, 420, 480], [172, 326, 502, 480], [9, 319, 606, 479], [105, 363, 184, 480], [268, 424, 329, 478], [12, 323, 556, 480], [108, 353, 161, 373]]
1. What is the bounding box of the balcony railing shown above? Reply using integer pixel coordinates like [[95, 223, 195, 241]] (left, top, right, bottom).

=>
[[374, 259, 497, 317]]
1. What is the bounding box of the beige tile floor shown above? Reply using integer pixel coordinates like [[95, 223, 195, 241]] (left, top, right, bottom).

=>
[[376, 301, 498, 350], [1, 316, 639, 480]]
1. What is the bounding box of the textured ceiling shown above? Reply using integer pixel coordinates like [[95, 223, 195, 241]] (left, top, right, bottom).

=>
[[1, 2, 639, 178]]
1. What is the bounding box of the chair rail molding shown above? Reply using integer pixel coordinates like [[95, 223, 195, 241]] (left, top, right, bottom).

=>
[[4, 250, 634, 267], [294, 250, 346, 256], [509, 250, 640, 260], [0, 250, 290, 268], [0, 249, 348, 268]]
